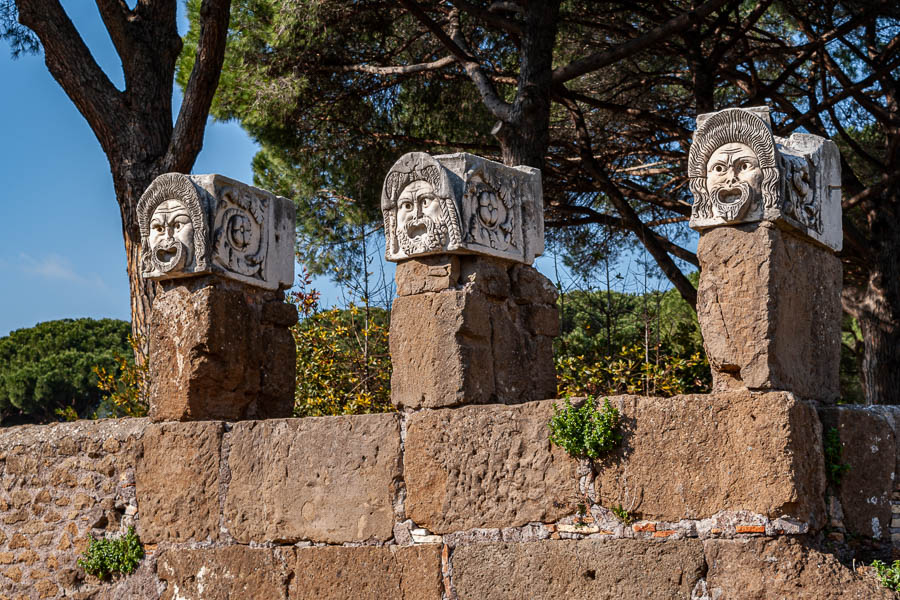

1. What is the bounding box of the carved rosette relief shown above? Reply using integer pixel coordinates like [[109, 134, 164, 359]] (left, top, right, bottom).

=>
[[213, 186, 268, 281], [462, 169, 523, 256], [138, 173, 295, 289], [382, 152, 542, 264], [688, 106, 842, 251]]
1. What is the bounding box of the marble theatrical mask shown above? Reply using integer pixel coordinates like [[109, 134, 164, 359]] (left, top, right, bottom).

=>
[[395, 180, 448, 255], [705, 142, 763, 222], [148, 199, 195, 273]]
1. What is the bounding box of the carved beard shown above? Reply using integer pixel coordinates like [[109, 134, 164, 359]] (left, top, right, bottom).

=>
[[152, 237, 187, 273], [709, 181, 756, 222], [397, 215, 447, 256]]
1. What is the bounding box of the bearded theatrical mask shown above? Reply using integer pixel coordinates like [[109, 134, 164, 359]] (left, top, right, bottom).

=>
[[395, 179, 448, 255], [705, 142, 763, 222]]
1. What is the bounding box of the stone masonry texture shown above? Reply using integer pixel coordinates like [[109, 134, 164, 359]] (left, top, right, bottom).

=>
[[224, 414, 401, 544], [697, 222, 842, 401], [404, 400, 578, 533], [703, 537, 896, 599], [0, 405, 895, 597], [452, 539, 707, 599], [135, 421, 223, 543], [390, 255, 558, 409], [595, 391, 826, 524], [149, 277, 297, 422], [819, 406, 895, 539], [156, 544, 442, 600], [0, 419, 146, 599]]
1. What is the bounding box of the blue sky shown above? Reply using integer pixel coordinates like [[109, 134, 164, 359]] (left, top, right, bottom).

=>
[[0, 3, 681, 337]]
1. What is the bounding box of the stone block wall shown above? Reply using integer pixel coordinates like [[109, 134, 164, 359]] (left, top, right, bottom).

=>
[[0, 396, 895, 599]]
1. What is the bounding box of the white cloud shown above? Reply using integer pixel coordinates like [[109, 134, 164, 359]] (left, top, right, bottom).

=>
[[17, 252, 109, 289]]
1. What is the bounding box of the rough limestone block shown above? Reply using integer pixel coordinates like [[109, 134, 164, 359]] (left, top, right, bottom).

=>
[[158, 547, 290, 600], [381, 152, 543, 264], [224, 415, 401, 544], [136, 421, 222, 543], [702, 537, 895, 599], [149, 277, 297, 422], [138, 172, 294, 289], [404, 400, 577, 533], [289, 545, 443, 600], [688, 106, 841, 251], [390, 256, 557, 409], [452, 540, 706, 599], [819, 406, 895, 539], [594, 391, 825, 524], [697, 223, 842, 401]]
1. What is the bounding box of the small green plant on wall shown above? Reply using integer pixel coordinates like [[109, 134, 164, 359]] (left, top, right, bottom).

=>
[[548, 396, 622, 459], [824, 427, 851, 486], [77, 527, 144, 580], [610, 503, 636, 525], [871, 559, 900, 592]]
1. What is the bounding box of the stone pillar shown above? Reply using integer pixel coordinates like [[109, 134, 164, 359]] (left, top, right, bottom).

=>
[[382, 153, 558, 409], [688, 106, 843, 402], [138, 173, 297, 421]]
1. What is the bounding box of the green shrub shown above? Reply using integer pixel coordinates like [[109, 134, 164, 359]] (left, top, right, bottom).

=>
[[77, 527, 144, 580], [824, 427, 850, 486], [0, 319, 131, 424], [548, 396, 621, 459], [871, 559, 900, 592]]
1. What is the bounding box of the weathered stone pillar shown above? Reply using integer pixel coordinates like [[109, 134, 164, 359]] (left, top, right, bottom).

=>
[[382, 153, 558, 408], [688, 106, 843, 402], [138, 173, 297, 421]]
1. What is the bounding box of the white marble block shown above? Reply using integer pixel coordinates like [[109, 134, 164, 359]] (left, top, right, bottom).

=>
[[381, 152, 544, 264], [688, 106, 842, 251], [138, 173, 295, 289]]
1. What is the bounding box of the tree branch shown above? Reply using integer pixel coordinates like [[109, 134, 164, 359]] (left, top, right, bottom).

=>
[[16, 0, 122, 155], [398, 0, 512, 121], [551, 0, 730, 84], [337, 55, 455, 75], [164, 0, 231, 172]]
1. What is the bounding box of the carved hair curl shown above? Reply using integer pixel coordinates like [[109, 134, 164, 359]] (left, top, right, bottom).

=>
[[137, 173, 208, 271]]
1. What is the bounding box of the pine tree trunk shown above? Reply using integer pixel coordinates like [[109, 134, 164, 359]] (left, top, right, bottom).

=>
[[493, 1, 560, 170]]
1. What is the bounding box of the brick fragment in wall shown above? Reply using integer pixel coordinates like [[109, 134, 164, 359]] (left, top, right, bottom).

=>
[[158, 547, 290, 600], [819, 406, 895, 539], [224, 414, 401, 544], [452, 539, 706, 600], [697, 223, 842, 401], [391, 256, 557, 409], [136, 421, 223, 543]]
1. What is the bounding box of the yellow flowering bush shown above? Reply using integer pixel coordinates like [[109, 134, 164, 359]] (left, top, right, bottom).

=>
[[291, 272, 393, 416], [556, 343, 709, 398]]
